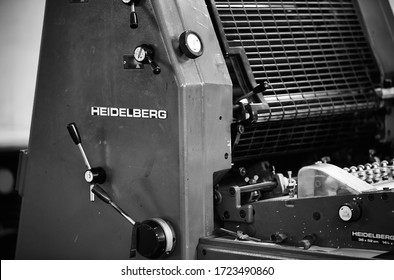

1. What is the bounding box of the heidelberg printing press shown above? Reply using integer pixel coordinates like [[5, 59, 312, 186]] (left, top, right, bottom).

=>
[[15, 0, 394, 259]]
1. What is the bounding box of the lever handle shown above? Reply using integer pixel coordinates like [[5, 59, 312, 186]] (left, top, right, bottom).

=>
[[122, 0, 140, 29], [130, 2, 138, 28], [67, 122, 91, 170], [146, 56, 161, 75], [133, 44, 161, 75], [91, 184, 111, 204], [92, 184, 136, 225], [67, 123, 82, 145]]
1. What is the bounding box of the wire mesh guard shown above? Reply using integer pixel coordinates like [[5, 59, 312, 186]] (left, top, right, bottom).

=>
[[210, 0, 381, 160]]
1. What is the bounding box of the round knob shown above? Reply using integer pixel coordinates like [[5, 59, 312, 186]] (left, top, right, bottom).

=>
[[84, 167, 106, 184], [179, 30, 204, 59], [133, 45, 151, 63], [136, 218, 176, 259], [338, 202, 361, 222], [133, 44, 161, 74]]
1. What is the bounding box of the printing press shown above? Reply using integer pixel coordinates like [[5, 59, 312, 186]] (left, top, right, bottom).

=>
[[15, 0, 394, 259]]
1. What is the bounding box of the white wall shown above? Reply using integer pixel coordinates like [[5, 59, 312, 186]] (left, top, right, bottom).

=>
[[0, 0, 45, 148]]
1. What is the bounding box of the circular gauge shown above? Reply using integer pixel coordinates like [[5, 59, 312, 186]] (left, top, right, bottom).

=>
[[179, 30, 204, 59], [339, 205, 352, 221], [338, 202, 361, 222]]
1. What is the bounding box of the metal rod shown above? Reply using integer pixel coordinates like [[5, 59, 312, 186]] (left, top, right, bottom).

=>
[[109, 201, 136, 225], [238, 181, 277, 193], [77, 144, 91, 170]]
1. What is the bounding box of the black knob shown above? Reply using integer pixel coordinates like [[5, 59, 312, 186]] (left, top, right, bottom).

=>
[[67, 123, 82, 145], [122, 0, 140, 29], [147, 58, 161, 75], [130, 11, 138, 29], [135, 219, 176, 259], [179, 30, 204, 59], [133, 44, 161, 74], [84, 167, 106, 184], [338, 202, 361, 222]]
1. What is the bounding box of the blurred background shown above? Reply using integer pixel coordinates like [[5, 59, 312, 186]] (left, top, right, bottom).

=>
[[0, 0, 394, 259], [0, 0, 45, 259]]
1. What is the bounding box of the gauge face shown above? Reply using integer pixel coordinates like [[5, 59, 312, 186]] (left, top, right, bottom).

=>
[[338, 202, 361, 222], [186, 33, 202, 53], [339, 205, 352, 221], [179, 30, 204, 59], [134, 47, 146, 63]]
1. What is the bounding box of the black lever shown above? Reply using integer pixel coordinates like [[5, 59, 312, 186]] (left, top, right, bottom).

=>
[[133, 44, 161, 75], [233, 81, 270, 104], [92, 185, 136, 225], [67, 123, 106, 201], [130, 1, 138, 29], [67, 123, 91, 170], [122, 0, 140, 29], [67, 123, 82, 145]]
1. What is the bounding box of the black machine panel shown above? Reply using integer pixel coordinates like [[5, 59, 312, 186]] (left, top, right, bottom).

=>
[[207, 0, 382, 161]]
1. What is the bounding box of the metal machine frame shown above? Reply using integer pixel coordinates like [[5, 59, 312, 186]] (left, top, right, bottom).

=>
[[15, 0, 394, 259]]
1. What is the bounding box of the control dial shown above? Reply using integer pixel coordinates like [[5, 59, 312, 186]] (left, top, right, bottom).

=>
[[135, 218, 176, 259], [338, 202, 361, 222], [133, 44, 161, 74], [133, 45, 149, 63], [179, 30, 204, 59], [84, 167, 106, 184]]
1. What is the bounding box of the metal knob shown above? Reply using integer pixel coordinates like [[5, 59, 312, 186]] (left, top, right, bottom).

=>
[[179, 30, 204, 59], [133, 44, 161, 74], [122, 0, 140, 29], [339, 202, 361, 222]]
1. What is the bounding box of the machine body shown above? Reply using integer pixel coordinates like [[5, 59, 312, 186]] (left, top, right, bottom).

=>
[[16, 0, 231, 259]]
